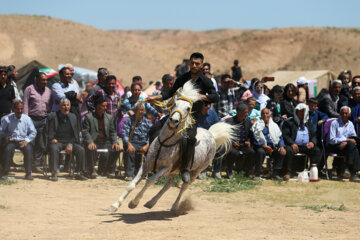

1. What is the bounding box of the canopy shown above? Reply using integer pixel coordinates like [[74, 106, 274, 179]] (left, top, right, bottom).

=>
[[264, 70, 336, 96]]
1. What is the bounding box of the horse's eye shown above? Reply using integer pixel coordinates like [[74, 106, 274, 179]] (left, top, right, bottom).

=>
[[187, 107, 190, 111]]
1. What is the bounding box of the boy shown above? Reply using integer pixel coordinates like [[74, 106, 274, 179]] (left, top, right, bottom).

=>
[[308, 98, 329, 133], [246, 97, 260, 124]]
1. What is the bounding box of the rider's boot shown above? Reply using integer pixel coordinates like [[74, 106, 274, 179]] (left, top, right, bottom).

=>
[[181, 137, 195, 183]]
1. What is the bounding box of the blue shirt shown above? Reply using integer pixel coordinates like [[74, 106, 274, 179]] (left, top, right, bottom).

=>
[[120, 96, 159, 117], [1, 113, 37, 142], [197, 109, 219, 130], [51, 82, 79, 111], [122, 115, 152, 145], [295, 125, 310, 146], [253, 126, 285, 148], [309, 110, 328, 132], [328, 118, 356, 145]]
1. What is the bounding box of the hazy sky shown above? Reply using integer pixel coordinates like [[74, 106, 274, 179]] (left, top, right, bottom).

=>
[[1, 0, 359, 30]]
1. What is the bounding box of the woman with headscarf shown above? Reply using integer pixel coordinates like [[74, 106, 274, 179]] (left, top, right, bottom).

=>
[[251, 108, 286, 180], [280, 83, 298, 119], [252, 80, 269, 111], [281, 103, 321, 180]]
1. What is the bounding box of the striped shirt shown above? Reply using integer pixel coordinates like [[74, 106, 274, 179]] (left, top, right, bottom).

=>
[[87, 89, 121, 119]]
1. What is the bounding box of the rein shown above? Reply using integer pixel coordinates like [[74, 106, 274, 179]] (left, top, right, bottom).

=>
[[152, 131, 179, 172]]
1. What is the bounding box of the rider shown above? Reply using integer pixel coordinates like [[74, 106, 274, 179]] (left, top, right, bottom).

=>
[[146, 52, 219, 183]]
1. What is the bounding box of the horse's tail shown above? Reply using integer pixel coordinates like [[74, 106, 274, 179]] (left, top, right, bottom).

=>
[[208, 122, 238, 155]]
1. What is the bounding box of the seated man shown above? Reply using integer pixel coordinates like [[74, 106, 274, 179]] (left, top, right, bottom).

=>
[[224, 103, 255, 179], [1, 100, 36, 180], [328, 106, 360, 182], [282, 103, 321, 179], [122, 102, 152, 181], [251, 108, 286, 180], [46, 98, 88, 181], [82, 96, 120, 178]]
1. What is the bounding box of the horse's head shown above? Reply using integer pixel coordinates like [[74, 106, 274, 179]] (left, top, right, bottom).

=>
[[167, 81, 200, 132]]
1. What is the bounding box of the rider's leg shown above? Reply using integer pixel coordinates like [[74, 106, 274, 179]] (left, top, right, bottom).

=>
[[181, 126, 197, 183]]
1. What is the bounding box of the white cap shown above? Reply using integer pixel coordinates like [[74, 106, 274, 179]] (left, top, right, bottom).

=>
[[297, 76, 307, 85]]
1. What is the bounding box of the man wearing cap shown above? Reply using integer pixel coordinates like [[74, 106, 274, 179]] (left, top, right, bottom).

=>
[[224, 103, 255, 179], [46, 98, 88, 181], [82, 95, 120, 178], [296, 76, 308, 103]]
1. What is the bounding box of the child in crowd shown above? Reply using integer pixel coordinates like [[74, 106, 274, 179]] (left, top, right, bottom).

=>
[[246, 97, 260, 124], [308, 98, 329, 134], [122, 103, 152, 181]]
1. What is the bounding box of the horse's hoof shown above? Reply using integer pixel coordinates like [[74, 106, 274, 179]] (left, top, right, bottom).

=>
[[171, 205, 178, 213], [107, 204, 119, 212], [128, 200, 138, 209], [144, 201, 155, 209]]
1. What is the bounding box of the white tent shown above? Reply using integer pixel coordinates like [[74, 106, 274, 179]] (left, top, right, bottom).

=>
[[264, 70, 336, 97]]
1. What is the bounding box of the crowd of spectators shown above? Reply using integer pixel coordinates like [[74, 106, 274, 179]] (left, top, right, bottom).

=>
[[0, 61, 359, 184]]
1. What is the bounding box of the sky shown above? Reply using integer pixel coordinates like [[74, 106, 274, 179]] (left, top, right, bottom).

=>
[[0, 0, 359, 31]]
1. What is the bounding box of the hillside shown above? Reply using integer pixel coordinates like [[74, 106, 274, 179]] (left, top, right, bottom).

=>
[[1, 14, 360, 86]]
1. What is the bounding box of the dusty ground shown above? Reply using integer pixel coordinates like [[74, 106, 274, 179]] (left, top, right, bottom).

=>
[[1, 171, 359, 240]]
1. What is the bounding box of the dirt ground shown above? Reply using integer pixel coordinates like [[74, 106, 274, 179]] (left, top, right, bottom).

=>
[[1, 171, 360, 240]]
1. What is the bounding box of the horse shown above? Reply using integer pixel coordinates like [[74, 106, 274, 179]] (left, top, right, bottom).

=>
[[108, 80, 237, 212]]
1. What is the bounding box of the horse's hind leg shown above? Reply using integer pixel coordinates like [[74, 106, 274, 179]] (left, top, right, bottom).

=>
[[128, 167, 168, 209], [144, 174, 176, 209], [107, 166, 146, 212]]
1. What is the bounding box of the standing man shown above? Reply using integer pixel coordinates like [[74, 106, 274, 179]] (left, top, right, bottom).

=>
[[0, 66, 15, 122], [318, 80, 348, 118], [64, 63, 80, 92], [52, 67, 82, 121], [88, 68, 109, 98], [202, 62, 218, 91], [147, 52, 219, 183], [23, 71, 52, 172], [1, 100, 37, 180], [87, 75, 120, 119]]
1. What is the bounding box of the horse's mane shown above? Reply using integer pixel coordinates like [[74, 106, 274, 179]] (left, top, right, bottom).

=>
[[178, 80, 201, 103]]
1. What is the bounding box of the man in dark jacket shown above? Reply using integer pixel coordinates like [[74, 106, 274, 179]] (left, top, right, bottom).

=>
[[82, 95, 120, 178], [224, 103, 255, 178], [146, 52, 219, 183], [282, 103, 321, 179], [318, 80, 348, 118], [46, 98, 87, 181]]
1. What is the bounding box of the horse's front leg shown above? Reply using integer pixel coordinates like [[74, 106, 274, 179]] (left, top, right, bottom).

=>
[[128, 167, 169, 209], [107, 166, 146, 212], [144, 174, 176, 209], [171, 171, 198, 212]]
